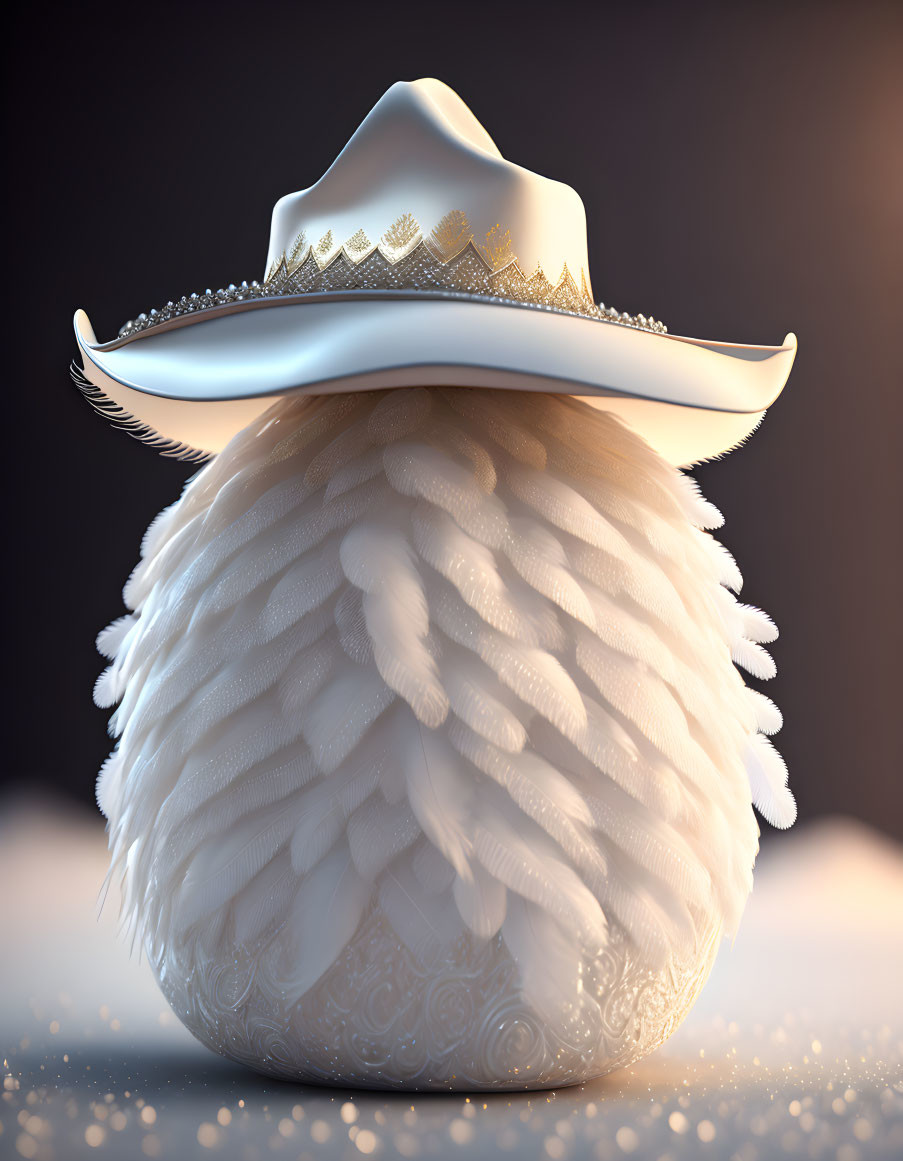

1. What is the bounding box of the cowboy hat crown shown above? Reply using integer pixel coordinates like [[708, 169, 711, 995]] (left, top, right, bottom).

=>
[[266, 78, 592, 295], [73, 78, 796, 466]]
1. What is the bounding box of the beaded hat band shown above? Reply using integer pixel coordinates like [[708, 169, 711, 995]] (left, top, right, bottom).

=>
[[116, 215, 667, 343]]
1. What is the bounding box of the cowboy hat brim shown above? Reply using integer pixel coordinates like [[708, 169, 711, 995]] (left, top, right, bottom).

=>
[[73, 293, 796, 467]]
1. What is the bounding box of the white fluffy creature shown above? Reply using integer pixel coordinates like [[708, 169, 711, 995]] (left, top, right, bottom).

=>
[[95, 387, 793, 1090]]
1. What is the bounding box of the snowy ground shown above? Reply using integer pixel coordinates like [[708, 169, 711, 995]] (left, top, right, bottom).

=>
[[1, 796, 901, 1160]]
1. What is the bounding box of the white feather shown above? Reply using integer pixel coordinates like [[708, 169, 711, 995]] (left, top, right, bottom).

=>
[[738, 602, 779, 644], [745, 732, 796, 828], [472, 799, 607, 948], [156, 750, 317, 874], [732, 637, 778, 680], [412, 503, 540, 642], [745, 688, 783, 735], [440, 387, 547, 468], [96, 614, 137, 661], [341, 523, 448, 726], [324, 445, 385, 502], [268, 840, 371, 1003], [383, 441, 508, 548], [232, 848, 299, 947], [453, 862, 507, 939], [363, 588, 448, 728], [672, 473, 725, 529], [333, 585, 373, 665], [289, 759, 380, 873], [278, 639, 337, 716], [566, 537, 689, 630], [174, 794, 306, 932], [401, 711, 473, 881], [261, 541, 344, 638], [432, 589, 586, 742], [95, 750, 124, 819], [505, 461, 633, 561], [411, 839, 456, 895], [300, 665, 395, 774], [441, 643, 527, 753], [367, 386, 432, 444], [502, 896, 592, 1024], [436, 424, 497, 493], [303, 416, 375, 489], [378, 857, 465, 962], [504, 516, 596, 628], [347, 795, 421, 881]]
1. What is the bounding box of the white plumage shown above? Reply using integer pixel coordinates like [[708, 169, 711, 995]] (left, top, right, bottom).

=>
[[95, 387, 793, 1089]]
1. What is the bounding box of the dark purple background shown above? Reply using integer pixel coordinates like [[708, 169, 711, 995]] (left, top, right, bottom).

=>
[[6, 1, 902, 836]]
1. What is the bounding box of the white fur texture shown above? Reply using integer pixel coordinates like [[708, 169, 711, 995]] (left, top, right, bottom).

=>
[[95, 388, 792, 1089]]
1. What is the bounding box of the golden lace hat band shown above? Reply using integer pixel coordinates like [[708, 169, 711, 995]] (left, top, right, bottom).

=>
[[114, 216, 667, 343], [72, 78, 796, 467]]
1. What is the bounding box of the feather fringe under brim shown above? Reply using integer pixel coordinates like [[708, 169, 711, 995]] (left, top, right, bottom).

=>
[[70, 363, 213, 464]]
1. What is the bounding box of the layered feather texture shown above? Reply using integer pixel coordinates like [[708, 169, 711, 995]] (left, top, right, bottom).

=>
[[95, 387, 792, 1084]]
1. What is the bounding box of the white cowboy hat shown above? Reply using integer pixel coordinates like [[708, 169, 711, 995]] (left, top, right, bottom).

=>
[[73, 78, 796, 467]]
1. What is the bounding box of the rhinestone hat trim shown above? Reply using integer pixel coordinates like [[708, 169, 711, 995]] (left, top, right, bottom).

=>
[[116, 212, 667, 341]]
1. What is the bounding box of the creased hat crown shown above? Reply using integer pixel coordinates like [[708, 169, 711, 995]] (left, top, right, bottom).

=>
[[266, 79, 592, 294]]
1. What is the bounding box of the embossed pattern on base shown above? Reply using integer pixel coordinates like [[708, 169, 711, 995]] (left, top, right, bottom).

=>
[[154, 910, 721, 1091]]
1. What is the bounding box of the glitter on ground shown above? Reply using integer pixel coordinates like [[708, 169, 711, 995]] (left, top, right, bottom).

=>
[[1, 802, 902, 1159]]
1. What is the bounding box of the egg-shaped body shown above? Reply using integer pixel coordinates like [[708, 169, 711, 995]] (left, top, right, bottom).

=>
[[95, 388, 792, 1089]]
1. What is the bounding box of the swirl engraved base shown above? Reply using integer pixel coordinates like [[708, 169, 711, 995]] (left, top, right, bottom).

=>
[[152, 909, 721, 1091]]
